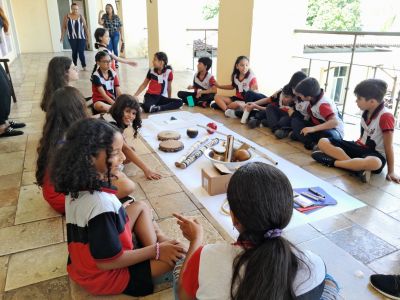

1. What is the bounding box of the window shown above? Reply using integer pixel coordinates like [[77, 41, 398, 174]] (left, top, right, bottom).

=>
[[330, 66, 347, 103]]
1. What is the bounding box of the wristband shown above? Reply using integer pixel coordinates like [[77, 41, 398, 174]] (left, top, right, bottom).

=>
[[155, 242, 160, 260]]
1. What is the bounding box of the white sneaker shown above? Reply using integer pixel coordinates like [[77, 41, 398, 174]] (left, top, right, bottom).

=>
[[225, 109, 239, 118]]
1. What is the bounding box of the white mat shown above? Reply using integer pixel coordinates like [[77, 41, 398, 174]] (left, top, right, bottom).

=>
[[141, 111, 364, 239]]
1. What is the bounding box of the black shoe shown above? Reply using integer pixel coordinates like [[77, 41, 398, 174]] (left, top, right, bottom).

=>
[[8, 121, 26, 129], [0, 127, 24, 138], [311, 151, 336, 167], [274, 128, 290, 139], [304, 141, 316, 150], [149, 105, 161, 113], [210, 101, 219, 109], [370, 275, 400, 299], [260, 119, 269, 127], [235, 110, 244, 118], [248, 119, 260, 129]]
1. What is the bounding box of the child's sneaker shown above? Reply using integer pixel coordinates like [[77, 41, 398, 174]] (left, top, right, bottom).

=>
[[311, 151, 336, 167], [274, 128, 290, 139], [369, 274, 400, 300], [149, 105, 161, 113], [248, 119, 261, 129], [210, 101, 218, 109], [225, 109, 238, 118]]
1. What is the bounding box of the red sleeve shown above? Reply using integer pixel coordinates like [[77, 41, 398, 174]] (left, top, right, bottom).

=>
[[114, 74, 120, 87], [181, 246, 203, 298], [168, 71, 173, 81], [379, 112, 395, 132], [42, 171, 65, 214], [249, 77, 258, 89], [319, 103, 335, 120], [209, 76, 216, 87]]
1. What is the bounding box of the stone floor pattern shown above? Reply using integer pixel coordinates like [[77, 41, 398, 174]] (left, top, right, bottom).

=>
[[1, 52, 400, 299]]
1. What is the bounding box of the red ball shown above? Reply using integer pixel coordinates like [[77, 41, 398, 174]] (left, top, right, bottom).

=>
[[206, 122, 217, 134]]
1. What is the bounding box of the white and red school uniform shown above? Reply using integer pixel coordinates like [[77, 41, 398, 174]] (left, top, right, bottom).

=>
[[232, 70, 257, 100], [146, 68, 173, 97], [307, 90, 344, 137], [192, 71, 216, 93], [66, 186, 134, 295], [181, 243, 326, 299], [92, 68, 119, 103], [356, 103, 394, 156], [294, 97, 310, 119]]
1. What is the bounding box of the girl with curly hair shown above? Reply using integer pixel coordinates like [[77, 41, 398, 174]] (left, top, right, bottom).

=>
[[50, 118, 185, 297], [103, 94, 161, 179], [36, 87, 135, 214]]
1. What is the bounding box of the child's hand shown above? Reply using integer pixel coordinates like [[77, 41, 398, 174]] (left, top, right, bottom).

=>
[[187, 85, 193, 90], [173, 213, 203, 242], [301, 127, 315, 136], [145, 169, 161, 180], [128, 60, 138, 67], [245, 102, 256, 111], [386, 172, 400, 183], [159, 240, 186, 266], [287, 108, 294, 117], [196, 90, 202, 99]]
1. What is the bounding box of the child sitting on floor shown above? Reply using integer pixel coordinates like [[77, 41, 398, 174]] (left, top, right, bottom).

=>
[[174, 162, 339, 300], [51, 118, 185, 297], [104, 94, 161, 180], [94, 28, 137, 70], [177, 57, 217, 108], [36, 87, 136, 214], [134, 52, 183, 113], [293, 77, 344, 150], [212, 55, 265, 118], [91, 51, 121, 113], [312, 79, 400, 184]]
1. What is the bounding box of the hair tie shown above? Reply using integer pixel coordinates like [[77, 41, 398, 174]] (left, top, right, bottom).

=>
[[264, 229, 282, 239]]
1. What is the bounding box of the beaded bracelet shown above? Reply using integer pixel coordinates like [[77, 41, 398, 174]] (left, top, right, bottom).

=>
[[155, 242, 160, 260]]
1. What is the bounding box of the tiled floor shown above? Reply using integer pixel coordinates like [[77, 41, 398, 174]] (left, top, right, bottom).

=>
[[0, 52, 399, 299]]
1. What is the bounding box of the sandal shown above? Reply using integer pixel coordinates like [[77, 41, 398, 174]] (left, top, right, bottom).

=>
[[0, 127, 24, 138], [8, 121, 26, 129]]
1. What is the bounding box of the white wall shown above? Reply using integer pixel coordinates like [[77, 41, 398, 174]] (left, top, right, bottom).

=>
[[250, 0, 307, 95]]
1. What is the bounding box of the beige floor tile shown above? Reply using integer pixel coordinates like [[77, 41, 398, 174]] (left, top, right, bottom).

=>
[[131, 137, 152, 155], [282, 152, 315, 166], [0, 152, 25, 177], [355, 189, 400, 214], [21, 171, 35, 186], [0, 174, 21, 192], [299, 237, 382, 299], [283, 224, 322, 245], [368, 250, 400, 275], [0, 136, 27, 153], [264, 142, 301, 156], [328, 175, 377, 195], [149, 192, 197, 219], [0, 217, 63, 256], [5, 243, 68, 291], [4, 276, 70, 300], [131, 183, 147, 201], [0, 256, 8, 293], [14, 185, 60, 225], [139, 177, 182, 198], [0, 188, 19, 209], [199, 208, 234, 243], [0, 206, 16, 229], [157, 213, 224, 247], [345, 206, 400, 248], [310, 214, 353, 234], [302, 164, 347, 180], [252, 134, 282, 146]]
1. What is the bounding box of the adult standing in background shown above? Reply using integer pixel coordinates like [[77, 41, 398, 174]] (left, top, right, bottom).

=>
[[98, 4, 123, 68], [60, 3, 90, 71]]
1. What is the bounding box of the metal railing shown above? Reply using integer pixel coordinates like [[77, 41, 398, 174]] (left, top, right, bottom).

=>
[[293, 29, 400, 120]]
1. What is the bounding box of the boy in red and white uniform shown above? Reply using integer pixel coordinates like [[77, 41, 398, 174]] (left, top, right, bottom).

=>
[[312, 79, 400, 183]]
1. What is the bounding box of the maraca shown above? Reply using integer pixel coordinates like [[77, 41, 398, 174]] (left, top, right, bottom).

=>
[[206, 122, 218, 134]]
